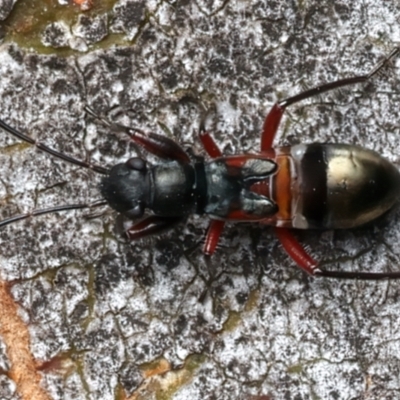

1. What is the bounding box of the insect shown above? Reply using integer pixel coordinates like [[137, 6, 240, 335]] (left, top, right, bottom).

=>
[[1, 47, 400, 280]]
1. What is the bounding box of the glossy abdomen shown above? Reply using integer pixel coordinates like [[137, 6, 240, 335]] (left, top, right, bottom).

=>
[[257, 144, 400, 229]]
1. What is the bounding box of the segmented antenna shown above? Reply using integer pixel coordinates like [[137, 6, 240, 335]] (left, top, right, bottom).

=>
[[0, 200, 107, 228], [0, 118, 109, 175], [0, 115, 110, 227]]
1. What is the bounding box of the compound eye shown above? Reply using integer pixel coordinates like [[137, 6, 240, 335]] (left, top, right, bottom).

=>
[[126, 157, 146, 171], [126, 202, 144, 218]]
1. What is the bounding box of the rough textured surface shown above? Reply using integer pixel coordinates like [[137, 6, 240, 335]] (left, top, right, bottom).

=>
[[0, 0, 17, 21], [1, 1, 400, 400]]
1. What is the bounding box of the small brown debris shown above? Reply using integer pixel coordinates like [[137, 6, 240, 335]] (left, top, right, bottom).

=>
[[0, 281, 51, 400]]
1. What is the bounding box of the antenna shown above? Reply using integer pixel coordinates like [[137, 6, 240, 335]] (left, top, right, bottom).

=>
[[0, 118, 109, 175], [0, 200, 108, 228]]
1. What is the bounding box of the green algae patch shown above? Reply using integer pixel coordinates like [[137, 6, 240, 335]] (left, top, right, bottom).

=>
[[2, 0, 117, 53]]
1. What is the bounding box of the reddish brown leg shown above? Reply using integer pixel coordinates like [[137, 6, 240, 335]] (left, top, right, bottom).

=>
[[203, 220, 225, 255], [274, 227, 319, 275], [261, 103, 286, 151], [275, 227, 400, 279], [126, 216, 182, 240], [261, 47, 400, 151], [199, 131, 223, 158], [261, 77, 370, 151], [111, 123, 191, 163], [85, 107, 190, 163], [198, 117, 223, 158]]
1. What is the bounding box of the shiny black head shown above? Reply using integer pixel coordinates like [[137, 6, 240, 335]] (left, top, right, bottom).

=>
[[100, 157, 151, 218]]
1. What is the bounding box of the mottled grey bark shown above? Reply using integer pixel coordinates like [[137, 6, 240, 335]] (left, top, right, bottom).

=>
[[1, 1, 400, 399]]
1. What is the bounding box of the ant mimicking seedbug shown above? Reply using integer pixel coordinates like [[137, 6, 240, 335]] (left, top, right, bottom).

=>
[[1, 47, 400, 280]]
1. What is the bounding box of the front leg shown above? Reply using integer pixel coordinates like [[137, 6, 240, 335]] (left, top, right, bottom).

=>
[[126, 216, 182, 240], [86, 107, 190, 163]]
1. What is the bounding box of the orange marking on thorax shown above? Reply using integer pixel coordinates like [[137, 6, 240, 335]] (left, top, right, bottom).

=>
[[274, 154, 292, 220], [251, 152, 293, 223]]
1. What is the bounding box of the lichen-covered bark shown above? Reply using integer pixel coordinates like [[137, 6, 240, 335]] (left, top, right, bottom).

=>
[[1, 1, 400, 400]]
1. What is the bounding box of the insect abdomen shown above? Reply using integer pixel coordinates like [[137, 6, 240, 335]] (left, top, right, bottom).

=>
[[258, 144, 400, 229]]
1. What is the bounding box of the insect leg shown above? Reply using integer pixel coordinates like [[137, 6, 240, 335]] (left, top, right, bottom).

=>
[[273, 227, 319, 275], [198, 112, 223, 158], [261, 47, 400, 151], [85, 107, 190, 163], [314, 269, 400, 280], [193, 102, 223, 158], [199, 130, 222, 158], [275, 227, 400, 279], [203, 220, 225, 256], [121, 124, 191, 163], [125, 215, 182, 240]]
